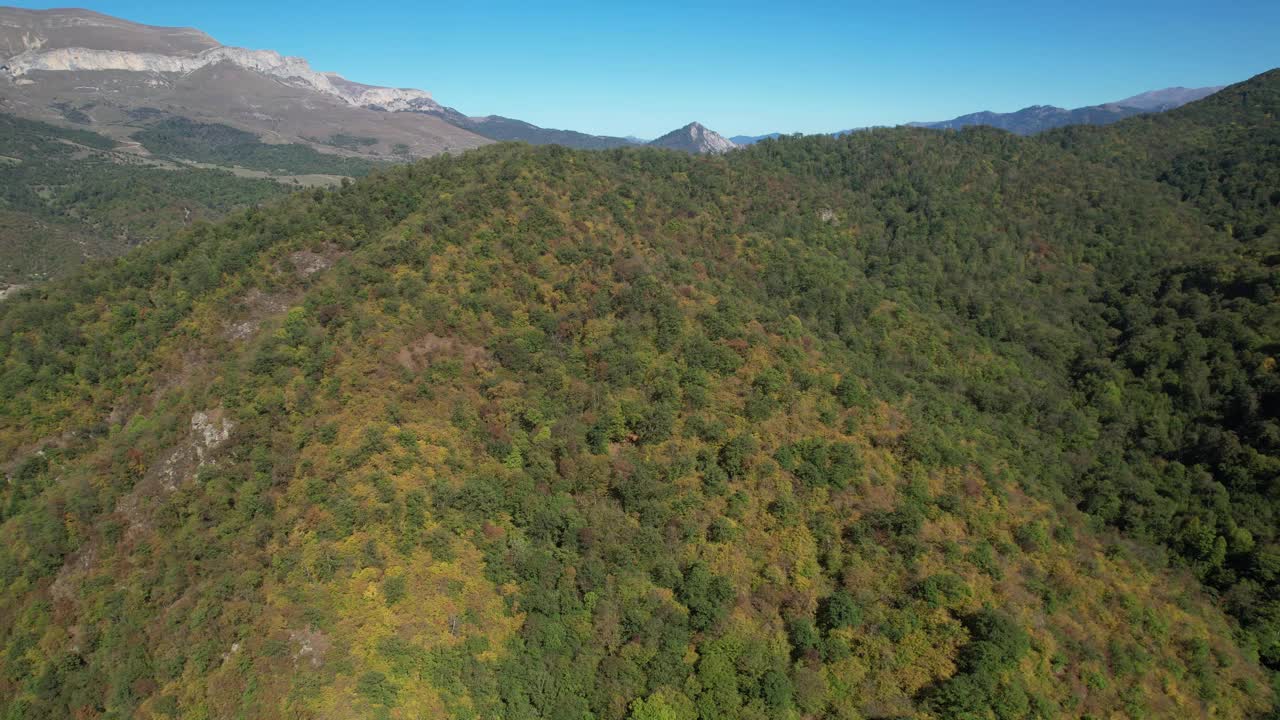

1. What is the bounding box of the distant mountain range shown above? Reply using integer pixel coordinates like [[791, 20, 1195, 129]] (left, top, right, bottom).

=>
[[0, 6, 1235, 168], [907, 86, 1223, 134], [732, 86, 1224, 144], [730, 132, 781, 145]]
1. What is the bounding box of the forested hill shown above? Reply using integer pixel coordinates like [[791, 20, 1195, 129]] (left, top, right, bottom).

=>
[[0, 113, 290, 284], [0, 69, 1276, 719]]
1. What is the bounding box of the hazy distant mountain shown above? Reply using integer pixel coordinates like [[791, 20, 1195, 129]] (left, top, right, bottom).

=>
[[738, 129, 883, 143], [649, 122, 738, 153], [909, 105, 1092, 134], [1108, 86, 1226, 111], [424, 113, 639, 150], [737, 85, 1226, 142], [729, 132, 781, 145], [912, 85, 1223, 134]]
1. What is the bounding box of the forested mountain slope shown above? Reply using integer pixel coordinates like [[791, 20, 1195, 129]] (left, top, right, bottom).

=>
[[0, 70, 1277, 720], [0, 112, 289, 284], [909, 84, 1222, 135]]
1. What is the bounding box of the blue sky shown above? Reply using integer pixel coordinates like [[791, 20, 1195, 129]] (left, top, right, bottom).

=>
[[11, 0, 1279, 137]]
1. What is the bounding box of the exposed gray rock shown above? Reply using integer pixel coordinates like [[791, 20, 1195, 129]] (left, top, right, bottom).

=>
[[648, 122, 738, 154], [0, 283, 28, 302], [290, 628, 331, 668], [287, 248, 340, 277], [116, 406, 235, 536], [224, 288, 294, 341], [2, 45, 444, 114], [149, 407, 234, 493]]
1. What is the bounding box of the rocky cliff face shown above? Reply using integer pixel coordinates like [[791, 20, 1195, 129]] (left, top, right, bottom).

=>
[[1, 41, 444, 114], [0, 6, 439, 114], [0, 7, 489, 160], [0, 7, 680, 153]]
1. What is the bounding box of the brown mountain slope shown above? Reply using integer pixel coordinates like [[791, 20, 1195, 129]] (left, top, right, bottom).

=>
[[0, 7, 491, 163], [0, 6, 218, 57]]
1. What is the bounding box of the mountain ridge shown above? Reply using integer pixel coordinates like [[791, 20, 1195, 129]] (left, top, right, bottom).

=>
[[431, 112, 640, 150], [0, 6, 217, 56], [0, 7, 664, 154], [0, 7, 506, 161], [2, 42, 445, 114], [730, 85, 1226, 143], [910, 84, 1223, 134], [1109, 85, 1226, 110]]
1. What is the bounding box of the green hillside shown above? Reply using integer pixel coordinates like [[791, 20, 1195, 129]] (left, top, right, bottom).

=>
[[134, 117, 386, 178], [0, 70, 1277, 719], [0, 113, 290, 284]]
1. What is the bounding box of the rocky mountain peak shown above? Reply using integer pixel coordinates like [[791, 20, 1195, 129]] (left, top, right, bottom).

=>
[[648, 121, 737, 154]]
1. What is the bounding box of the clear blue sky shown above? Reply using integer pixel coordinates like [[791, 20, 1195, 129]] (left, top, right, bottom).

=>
[[10, 1, 1280, 137]]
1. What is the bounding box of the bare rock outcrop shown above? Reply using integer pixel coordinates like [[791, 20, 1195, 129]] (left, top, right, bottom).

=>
[[117, 407, 235, 531], [2, 45, 444, 113]]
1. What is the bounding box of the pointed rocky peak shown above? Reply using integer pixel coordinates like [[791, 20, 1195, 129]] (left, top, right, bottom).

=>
[[648, 121, 738, 154]]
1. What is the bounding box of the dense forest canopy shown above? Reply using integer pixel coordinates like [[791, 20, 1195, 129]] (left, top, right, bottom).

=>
[[134, 118, 387, 178], [0, 69, 1276, 719]]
